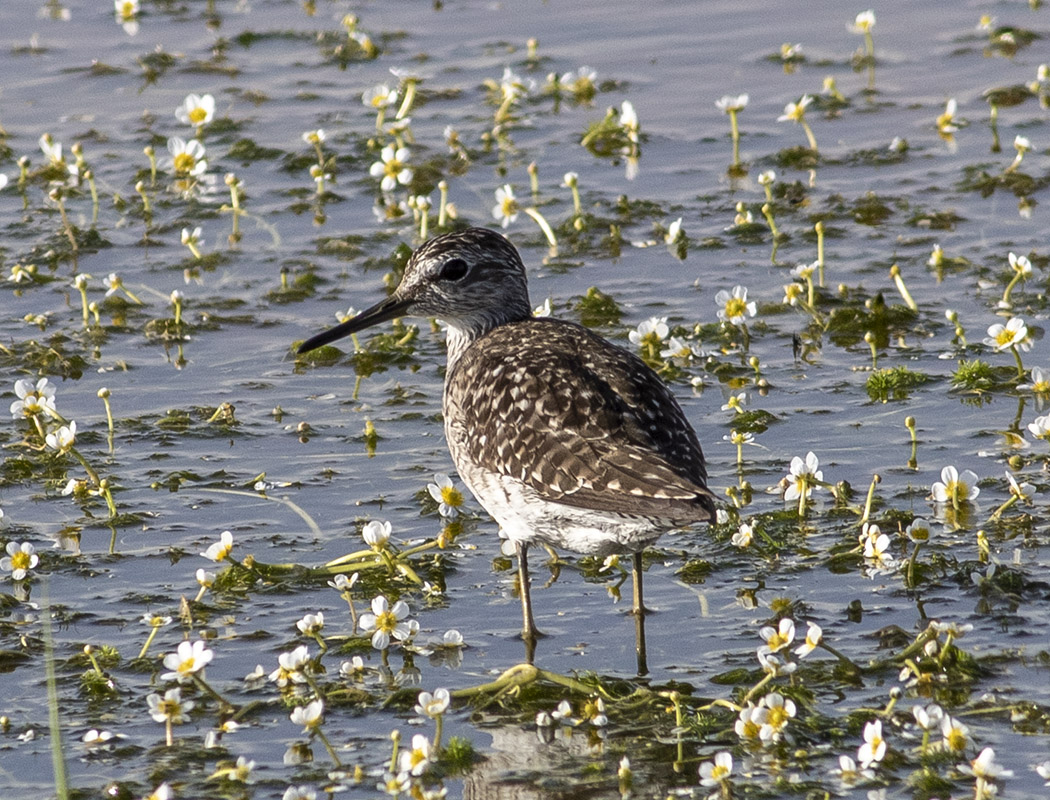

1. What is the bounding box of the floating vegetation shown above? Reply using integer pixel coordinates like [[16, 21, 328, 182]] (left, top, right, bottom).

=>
[[1, 1, 1049, 799]]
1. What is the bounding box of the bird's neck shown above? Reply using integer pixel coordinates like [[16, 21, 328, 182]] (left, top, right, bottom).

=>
[[444, 309, 529, 371]]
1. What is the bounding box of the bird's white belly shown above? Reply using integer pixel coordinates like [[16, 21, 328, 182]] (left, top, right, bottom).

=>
[[459, 465, 670, 556]]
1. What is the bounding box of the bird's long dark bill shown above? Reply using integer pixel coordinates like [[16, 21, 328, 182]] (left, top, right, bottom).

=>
[[297, 295, 412, 354]]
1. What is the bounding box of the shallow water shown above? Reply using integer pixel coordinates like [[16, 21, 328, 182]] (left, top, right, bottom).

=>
[[1, 0, 1049, 798]]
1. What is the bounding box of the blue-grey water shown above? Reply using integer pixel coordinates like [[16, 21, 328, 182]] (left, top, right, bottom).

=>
[[1, 1, 1049, 798]]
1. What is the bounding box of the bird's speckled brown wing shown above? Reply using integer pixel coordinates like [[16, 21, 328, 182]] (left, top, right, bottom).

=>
[[444, 318, 715, 522]]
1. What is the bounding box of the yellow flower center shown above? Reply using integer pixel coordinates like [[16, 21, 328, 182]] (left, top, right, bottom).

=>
[[383, 159, 404, 178], [995, 329, 1014, 347], [740, 719, 760, 738], [766, 706, 790, 729], [766, 631, 788, 651], [118, 2, 135, 19], [946, 479, 968, 503], [711, 764, 730, 781], [946, 728, 966, 751], [178, 657, 196, 674], [440, 486, 463, 507], [189, 107, 208, 124], [10, 551, 31, 571], [375, 610, 398, 633], [500, 197, 518, 217], [724, 297, 747, 319], [173, 152, 196, 174]]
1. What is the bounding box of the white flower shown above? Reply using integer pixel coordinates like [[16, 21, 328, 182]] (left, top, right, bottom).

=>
[[778, 95, 813, 123], [269, 645, 311, 686], [698, 751, 733, 786], [10, 378, 57, 419], [912, 703, 943, 731], [861, 523, 894, 567], [831, 754, 875, 786], [757, 650, 796, 676], [628, 316, 669, 346], [113, 0, 139, 22], [147, 687, 193, 723], [1035, 760, 1050, 785], [398, 733, 431, 776], [1019, 366, 1050, 393], [362, 84, 398, 109], [282, 787, 317, 800], [659, 336, 703, 364], [551, 699, 575, 722], [427, 474, 464, 517], [857, 719, 886, 768], [39, 134, 64, 167], [941, 714, 971, 752], [166, 137, 207, 177], [930, 466, 979, 504], [442, 629, 463, 646], [984, 317, 1028, 352], [362, 520, 392, 549], [734, 703, 765, 741], [794, 622, 822, 656], [328, 572, 358, 592], [415, 688, 451, 718], [905, 518, 931, 543], [731, 523, 753, 548], [715, 285, 757, 325], [290, 698, 323, 732], [1, 542, 39, 580], [959, 746, 1013, 780], [715, 94, 748, 113], [759, 618, 795, 654], [161, 640, 214, 682], [1008, 252, 1032, 277], [45, 421, 77, 453], [498, 67, 534, 101], [175, 93, 216, 127], [491, 184, 519, 228], [202, 530, 234, 561], [937, 98, 959, 134], [369, 145, 412, 192], [1005, 471, 1034, 501], [619, 100, 638, 136], [850, 9, 876, 33], [664, 217, 683, 244], [359, 595, 414, 650], [757, 692, 796, 742], [1027, 414, 1050, 441], [721, 392, 747, 414], [296, 612, 325, 636], [784, 452, 823, 502]]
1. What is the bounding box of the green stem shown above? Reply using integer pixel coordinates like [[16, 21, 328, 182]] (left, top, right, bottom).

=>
[[1010, 345, 1025, 380], [138, 624, 161, 660], [800, 118, 818, 153], [728, 109, 741, 166]]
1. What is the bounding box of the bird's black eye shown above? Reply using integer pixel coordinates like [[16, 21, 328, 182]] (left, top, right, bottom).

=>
[[439, 257, 469, 281]]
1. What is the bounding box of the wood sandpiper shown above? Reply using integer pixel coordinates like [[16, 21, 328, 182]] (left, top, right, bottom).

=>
[[298, 227, 716, 668]]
